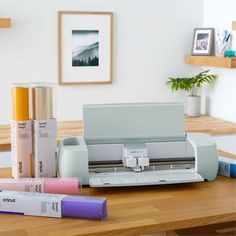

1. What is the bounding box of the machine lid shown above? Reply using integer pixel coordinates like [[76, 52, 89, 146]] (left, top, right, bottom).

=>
[[83, 103, 186, 144]]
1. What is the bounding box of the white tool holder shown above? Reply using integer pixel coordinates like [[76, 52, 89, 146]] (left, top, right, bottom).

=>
[[122, 144, 149, 172]]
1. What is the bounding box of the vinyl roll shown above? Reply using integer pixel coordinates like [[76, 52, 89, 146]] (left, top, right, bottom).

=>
[[0, 191, 107, 220], [44, 178, 81, 195], [32, 86, 53, 120], [0, 178, 81, 195], [12, 85, 29, 121], [61, 196, 107, 220]]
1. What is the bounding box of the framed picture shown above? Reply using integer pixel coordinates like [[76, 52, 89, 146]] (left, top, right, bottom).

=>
[[58, 11, 113, 85], [191, 28, 214, 56]]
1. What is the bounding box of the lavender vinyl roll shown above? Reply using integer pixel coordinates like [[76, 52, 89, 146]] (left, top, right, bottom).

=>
[[62, 196, 107, 220]]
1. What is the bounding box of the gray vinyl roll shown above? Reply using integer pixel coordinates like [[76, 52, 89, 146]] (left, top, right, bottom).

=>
[[32, 86, 53, 120]]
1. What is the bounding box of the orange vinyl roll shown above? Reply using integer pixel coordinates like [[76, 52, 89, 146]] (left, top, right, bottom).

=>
[[12, 85, 30, 121]]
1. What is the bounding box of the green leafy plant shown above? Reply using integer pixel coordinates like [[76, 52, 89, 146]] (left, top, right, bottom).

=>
[[167, 70, 217, 96]]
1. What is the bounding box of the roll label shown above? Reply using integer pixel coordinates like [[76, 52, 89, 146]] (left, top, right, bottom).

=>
[[0, 191, 65, 218], [0, 178, 45, 193], [33, 119, 57, 178], [11, 120, 33, 178]]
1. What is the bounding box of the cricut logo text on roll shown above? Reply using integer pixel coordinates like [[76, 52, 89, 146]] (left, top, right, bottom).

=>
[[18, 161, 23, 174], [39, 161, 43, 173], [3, 198, 16, 203], [19, 161, 23, 174]]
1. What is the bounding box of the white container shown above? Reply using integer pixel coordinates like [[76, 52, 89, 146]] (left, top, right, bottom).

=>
[[187, 95, 201, 117], [58, 137, 89, 185]]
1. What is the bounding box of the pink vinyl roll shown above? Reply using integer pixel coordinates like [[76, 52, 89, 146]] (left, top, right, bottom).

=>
[[0, 178, 81, 195], [44, 178, 80, 195]]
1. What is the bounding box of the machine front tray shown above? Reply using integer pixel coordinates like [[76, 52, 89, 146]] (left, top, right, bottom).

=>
[[89, 169, 204, 187]]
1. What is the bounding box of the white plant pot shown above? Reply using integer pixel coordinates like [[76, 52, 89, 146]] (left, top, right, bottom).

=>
[[187, 95, 201, 117]]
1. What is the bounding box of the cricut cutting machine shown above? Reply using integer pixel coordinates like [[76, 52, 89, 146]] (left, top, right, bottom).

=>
[[58, 103, 218, 187]]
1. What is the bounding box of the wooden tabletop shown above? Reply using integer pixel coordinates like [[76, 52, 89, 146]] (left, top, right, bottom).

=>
[[0, 115, 236, 235], [1, 115, 236, 151], [185, 115, 236, 135], [0, 167, 236, 236]]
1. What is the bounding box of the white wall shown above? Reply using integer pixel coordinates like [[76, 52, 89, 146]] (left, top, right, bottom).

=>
[[0, 0, 203, 124], [203, 0, 236, 123]]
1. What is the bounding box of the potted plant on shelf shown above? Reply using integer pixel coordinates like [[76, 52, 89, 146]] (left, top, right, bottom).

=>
[[167, 70, 217, 117]]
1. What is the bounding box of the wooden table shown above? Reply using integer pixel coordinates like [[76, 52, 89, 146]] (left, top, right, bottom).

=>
[[1, 115, 236, 151], [0, 167, 236, 236], [0, 115, 236, 235]]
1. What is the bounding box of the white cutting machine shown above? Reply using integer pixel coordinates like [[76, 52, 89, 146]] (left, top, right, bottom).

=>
[[58, 103, 218, 187]]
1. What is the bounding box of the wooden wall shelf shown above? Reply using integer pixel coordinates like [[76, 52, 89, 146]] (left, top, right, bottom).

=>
[[185, 55, 236, 68], [232, 21, 236, 30], [0, 18, 11, 28]]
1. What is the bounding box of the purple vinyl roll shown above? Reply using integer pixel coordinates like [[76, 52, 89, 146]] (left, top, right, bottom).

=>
[[62, 196, 107, 220]]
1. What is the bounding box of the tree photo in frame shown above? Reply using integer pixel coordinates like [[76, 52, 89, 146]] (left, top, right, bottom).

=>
[[191, 28, 214, 56], [58, 11, 113, 85], [72, 30, 99, 67]]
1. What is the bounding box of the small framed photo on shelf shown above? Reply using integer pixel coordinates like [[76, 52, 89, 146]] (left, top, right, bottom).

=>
[[58, 11, 113, 85], [191, 28, 214, 56]]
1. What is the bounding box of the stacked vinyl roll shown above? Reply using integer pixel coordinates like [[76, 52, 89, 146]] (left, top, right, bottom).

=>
[[11, 84, 32, 178], [32, 83, 57, 178], [12, 85, 30, 121], [32, 86, 53, 120]]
